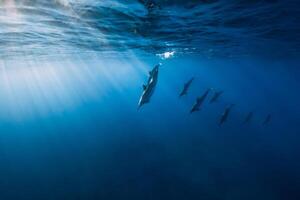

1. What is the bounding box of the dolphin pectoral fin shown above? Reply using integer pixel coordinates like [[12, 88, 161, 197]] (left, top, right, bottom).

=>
[[143, 85, 146, 90], [149, 71, 152, 76]]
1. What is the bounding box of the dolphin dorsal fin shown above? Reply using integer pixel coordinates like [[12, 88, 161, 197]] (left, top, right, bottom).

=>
[[143, 85, 147, 90]]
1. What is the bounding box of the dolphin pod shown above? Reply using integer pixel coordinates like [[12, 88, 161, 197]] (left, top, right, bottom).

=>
[[138, 64, 272, 126], [138, 64, 160, 109]]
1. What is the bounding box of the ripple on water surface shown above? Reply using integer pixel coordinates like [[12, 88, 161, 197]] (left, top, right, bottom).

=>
[[0, 0, 299, 58]]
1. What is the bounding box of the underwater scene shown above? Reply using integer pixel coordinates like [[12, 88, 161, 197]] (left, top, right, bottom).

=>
[[0, 0, 300, 199]]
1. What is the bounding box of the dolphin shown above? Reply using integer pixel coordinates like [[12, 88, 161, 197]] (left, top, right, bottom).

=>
[[138, 64, 160, 108], [179, 77, 194, 97], [244, 111, 253, 124], [263, 114, 271, 125], [210, 90, 223, 103], [219, 104, 235, 126], [190, 88, 211, 113]]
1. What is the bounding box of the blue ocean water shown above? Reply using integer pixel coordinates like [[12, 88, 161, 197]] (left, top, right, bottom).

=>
[[0, 0, 300, 199]]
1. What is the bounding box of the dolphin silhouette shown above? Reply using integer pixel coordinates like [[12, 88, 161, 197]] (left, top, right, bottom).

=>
[[210, 90, 223, 103], [179, 77, 194, 97], [138, 64, 160, 109], [244, 111, 253, 124], [190, 88, 211, 113], [219, 104, 235, 126], [263, 114, 271, 125]]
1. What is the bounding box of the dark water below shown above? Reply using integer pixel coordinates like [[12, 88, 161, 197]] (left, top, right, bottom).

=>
[[0, 1, 300, 200]]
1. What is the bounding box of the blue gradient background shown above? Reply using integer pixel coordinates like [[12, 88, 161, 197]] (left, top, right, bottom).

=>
[[0, 56, 299, 199], [0, 0, 300, 199]]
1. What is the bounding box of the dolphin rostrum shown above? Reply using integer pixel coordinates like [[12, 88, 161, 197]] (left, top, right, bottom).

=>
[[190, 88, 211, 113], [219, 104, 235, 126], [138, 64, 160, 109], [210, 90, 223, 103], [179, 77, 194, 97]]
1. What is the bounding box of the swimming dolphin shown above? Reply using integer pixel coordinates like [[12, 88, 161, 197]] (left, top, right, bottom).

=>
[[244, 111, 253, 124], [190, 88, 211, 113], [138, 64, 160, 108], [210, 90, 223, 103], [263, 114, 271, 125], [179, 77, 194, 97], [219, 104, 235, 126]]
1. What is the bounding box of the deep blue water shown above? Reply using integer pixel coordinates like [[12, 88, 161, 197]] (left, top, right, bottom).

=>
[[0, 1, 300, 200]]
